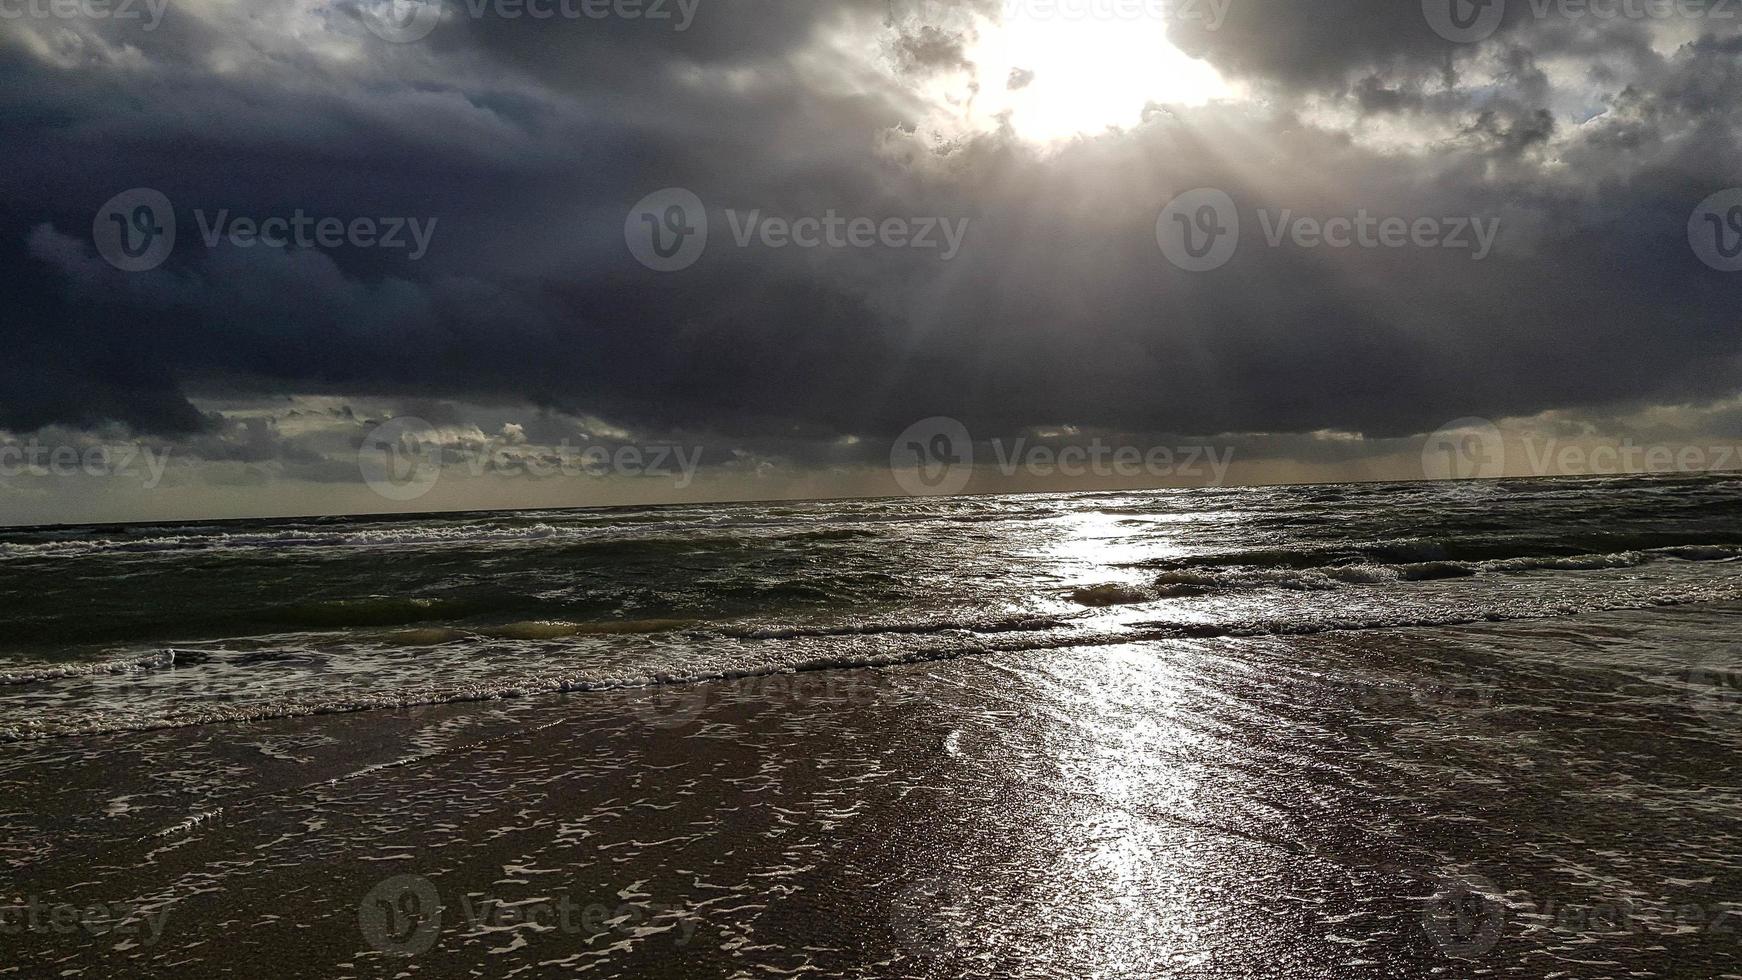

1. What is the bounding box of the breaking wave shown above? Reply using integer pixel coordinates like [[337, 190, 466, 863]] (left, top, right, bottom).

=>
[[7, 584, 1742, 743], [0, 650, 178, 687], [1143, 545, 1740, 595]]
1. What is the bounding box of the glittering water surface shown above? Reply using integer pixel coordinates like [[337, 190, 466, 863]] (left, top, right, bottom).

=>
[[3, 475, 1742, 976], [5, 473, 1742, 740]]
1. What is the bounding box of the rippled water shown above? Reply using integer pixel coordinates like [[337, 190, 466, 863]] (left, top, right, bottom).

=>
[[4, 475, 1742, 978], [3, 473, 1742, 739]]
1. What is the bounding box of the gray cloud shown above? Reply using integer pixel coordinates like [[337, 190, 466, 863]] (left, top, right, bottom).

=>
[[4, 0, 1742, 520]]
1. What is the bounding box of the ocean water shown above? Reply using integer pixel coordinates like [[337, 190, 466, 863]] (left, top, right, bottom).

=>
[[3, 473, 1742, 741], [5, 474, 1742, 977]]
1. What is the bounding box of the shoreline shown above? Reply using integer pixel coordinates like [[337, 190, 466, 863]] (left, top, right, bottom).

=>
[[4, 605, 1741, 977]]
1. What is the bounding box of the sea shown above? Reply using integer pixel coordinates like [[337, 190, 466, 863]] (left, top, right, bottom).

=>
[[3, 473, 1741, 977], [4, 473, 1741, 742]]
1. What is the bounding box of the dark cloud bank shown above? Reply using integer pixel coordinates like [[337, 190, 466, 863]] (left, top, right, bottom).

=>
[[3, 0, 1742, 518]]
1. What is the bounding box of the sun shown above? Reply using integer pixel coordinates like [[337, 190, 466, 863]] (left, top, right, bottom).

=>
[[930, 6, 1232, 143]]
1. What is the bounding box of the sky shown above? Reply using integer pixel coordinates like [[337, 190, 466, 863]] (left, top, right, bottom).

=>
[[3, 0, 1742, 524]]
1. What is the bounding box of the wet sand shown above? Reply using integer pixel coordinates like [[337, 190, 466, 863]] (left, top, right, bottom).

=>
[[5, 605, 1742, 978]]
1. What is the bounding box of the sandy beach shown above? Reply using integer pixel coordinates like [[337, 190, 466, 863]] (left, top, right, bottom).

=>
[[6, 602, 1742, 978]]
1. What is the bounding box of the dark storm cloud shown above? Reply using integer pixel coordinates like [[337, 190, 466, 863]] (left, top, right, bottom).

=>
[[1161, 0, 1657, 97], [4, 0, 1742, 461]]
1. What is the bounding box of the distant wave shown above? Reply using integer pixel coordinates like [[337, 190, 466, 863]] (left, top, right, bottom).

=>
[[7, 588, 1741, 743], [0, 641, 1026, 742], [0, 521, 901, 562], [0, 649, 177, 687], [0, 523, 587, 558], [1140, 544, 1742, 595], [0, 501, 1088, 562], [1144, 535, 1742, 570], [719, 614, 1069, 640]]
